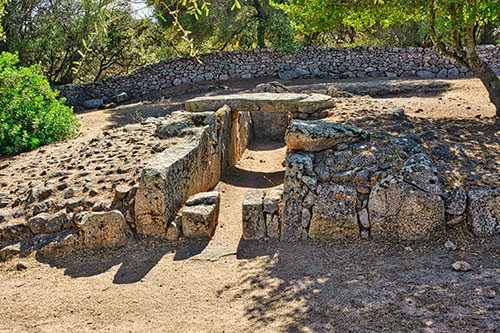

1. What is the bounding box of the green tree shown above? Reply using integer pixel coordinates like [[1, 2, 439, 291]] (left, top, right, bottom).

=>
[[150, 0, 296, 53], [2, 0, 163, 84], [278, 0, 500, 115]]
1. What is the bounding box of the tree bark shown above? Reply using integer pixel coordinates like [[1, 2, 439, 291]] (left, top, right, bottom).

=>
[[465, 28, 500, 117], [253, 0, 268, 48]]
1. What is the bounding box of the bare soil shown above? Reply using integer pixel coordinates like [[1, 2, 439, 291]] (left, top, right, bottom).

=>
[[1, 77, 499, 332]]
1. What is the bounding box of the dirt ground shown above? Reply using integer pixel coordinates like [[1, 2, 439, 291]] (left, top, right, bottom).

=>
[[1, 77, 499, 332]]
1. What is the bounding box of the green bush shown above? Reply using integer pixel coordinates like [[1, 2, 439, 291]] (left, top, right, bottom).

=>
[[0, 52, 79, 156]]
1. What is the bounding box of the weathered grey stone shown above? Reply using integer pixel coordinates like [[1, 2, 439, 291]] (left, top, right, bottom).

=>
[[286, 119, 369, 152], [399, 153, 443, 195], [369, 175, 445, 240], [82, 98, 104, 109], [0, 242, 21, 262], [186, 191, 220, 207], [28, 213, 51, 234], [30, 229, 79, 254], [278, 70, 300, 80], [155, 115, 196, 139], [112, 92, 129, 103], [468, 189, 499, 237], [185, 93, 333, 115], [253, 81, 292, 93], [445, 187, 467, 216], [242, 189, 266, 240], [166, 216, 182, 241], [77, 210, 131, 248], [46, 210, 72, 233], [297, 94, 335, 114], [358, 208, 370, 229], [436, 68, 448, 79], [416, 70, 435, 79], [447, 67, 460, 78], [309, 184, 359, 240], [266, 215, 280, 239], [250, 111, 288, 141], [181, 192, 220, 239], [114, 185, 131, 200]]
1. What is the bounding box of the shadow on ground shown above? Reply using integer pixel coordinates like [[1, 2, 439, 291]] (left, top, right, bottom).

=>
[[231, 236, 499, 332], [35, 238, 209, 284]]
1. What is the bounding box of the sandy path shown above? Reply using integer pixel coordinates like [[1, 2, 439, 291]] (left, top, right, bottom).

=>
[[194, 141, 286, 258]]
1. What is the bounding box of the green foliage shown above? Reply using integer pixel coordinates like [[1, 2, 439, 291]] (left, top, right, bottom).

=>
[[265, 11, 300, 53], [3, 0, 164, 84], [0, 52, 79, 156], [0, 0, 5, 40]]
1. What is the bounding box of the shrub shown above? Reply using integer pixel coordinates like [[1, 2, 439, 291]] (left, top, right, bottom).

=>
[[0, 52, 79, 156]]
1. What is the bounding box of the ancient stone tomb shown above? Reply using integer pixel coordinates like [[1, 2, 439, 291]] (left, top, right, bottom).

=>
[[1, 91, 498, 260]]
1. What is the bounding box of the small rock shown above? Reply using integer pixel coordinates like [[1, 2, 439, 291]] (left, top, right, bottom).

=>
[[64, 188, 75, 199], [444, 240, 457, 251], [114, 185, 130, 200], [16, 261, 29, 270], [451, 261, 472, 272]]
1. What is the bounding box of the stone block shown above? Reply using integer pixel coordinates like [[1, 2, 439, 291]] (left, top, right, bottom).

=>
[[242, 189, 266, 240], [182, 192, 220, 239], [309, 184, 359, 240], [369, 175, 445, 240], [285, 119, 369, 152], [77, 210, 131, 248], [468, 189, 499, 237]]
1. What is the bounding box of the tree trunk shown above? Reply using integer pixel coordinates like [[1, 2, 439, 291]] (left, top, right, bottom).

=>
[[253, 0, 268, 49], [465, 29, 500, 117], [469, 57, 500, 117]]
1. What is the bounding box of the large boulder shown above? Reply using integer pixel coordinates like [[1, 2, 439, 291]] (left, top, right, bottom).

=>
[[468, 189, 499, 237], [77, 210, 131, 248], [285, 119, 369, 152], [369, 175, 445, 240], [369, 153, 445, 240], [368, 154, 446, 241], [308, 184, 359, 240], [82, 98, 104, 109]]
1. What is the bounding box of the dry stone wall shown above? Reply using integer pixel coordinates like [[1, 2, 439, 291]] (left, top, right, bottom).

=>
[[57, 45, 499, 106], [282, 114, 499, 241], [135, 107, 252, 238]]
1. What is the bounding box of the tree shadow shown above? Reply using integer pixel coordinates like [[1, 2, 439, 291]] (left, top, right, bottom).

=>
[[35, 238, 209, 284], [225, 236, 500, 332]]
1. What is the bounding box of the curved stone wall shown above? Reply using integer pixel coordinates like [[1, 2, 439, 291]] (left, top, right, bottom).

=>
[[57, 45, 499, 106]]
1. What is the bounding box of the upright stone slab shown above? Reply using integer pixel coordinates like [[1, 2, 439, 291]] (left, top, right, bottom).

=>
[[308, 184, 359, 240], [468, 189, 499, 237], [263, 188, 283, 239], [242, 189, 266, 240], [369, 154, 445, 240], [135, 109, 249, 237]]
